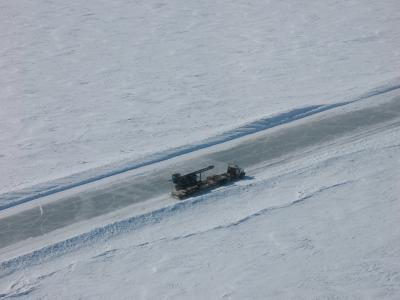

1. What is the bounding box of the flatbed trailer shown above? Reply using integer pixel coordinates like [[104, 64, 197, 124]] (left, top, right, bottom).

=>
[[171, 164, 245, 200]]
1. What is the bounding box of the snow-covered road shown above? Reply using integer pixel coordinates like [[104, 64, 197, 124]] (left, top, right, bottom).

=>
[[1, 88, 399, 261], [2, 0, 400, 298], [1, 90, 399, 299], [2, 0, 400, 195]]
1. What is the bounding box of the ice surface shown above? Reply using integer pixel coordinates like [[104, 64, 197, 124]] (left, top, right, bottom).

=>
[[1, 0, 400, 193], [1, 100, 399, 299], [1, 0, 400, 299], [1, 90, 399, 250]]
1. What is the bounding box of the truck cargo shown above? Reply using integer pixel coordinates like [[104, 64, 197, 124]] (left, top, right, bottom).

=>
[[171, 164, 245, 200]]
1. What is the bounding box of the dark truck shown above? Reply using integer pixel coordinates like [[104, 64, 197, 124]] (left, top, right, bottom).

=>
[[171, 164, 245, 200]]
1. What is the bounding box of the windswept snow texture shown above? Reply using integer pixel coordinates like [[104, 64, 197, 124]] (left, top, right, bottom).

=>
[[3, 80, 400, 209], [1, 0, 400, 193], [1, 0, 400, 299], [0, 102, 345, 209], [1, 108, 399, 299], [1, 92, 400, 249], [0, 98, 372, 210]]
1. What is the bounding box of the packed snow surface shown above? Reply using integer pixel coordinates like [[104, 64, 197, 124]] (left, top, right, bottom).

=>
[[1, 0, 400, 193], [1, 0, 400, 299], [1, 105, 399, 299], [0, 92, 399, 252]]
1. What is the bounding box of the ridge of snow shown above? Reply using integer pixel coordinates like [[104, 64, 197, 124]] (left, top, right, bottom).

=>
[[2, 80, 400, 211]]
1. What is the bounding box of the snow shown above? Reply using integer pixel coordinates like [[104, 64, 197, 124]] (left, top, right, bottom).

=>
[[1, 106, 399, 299], [1, 0, 400, 193], [1, 0, 400, 299], [0, 97, 374, 210]]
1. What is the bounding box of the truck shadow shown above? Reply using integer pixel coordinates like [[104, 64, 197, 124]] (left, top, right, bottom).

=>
[[243, 175, 255, 181]]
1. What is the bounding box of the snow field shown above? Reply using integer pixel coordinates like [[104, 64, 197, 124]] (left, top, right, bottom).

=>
[[1, 0, 400, 193], [1, 112, 399, 299], [1, 0, 400, 298]]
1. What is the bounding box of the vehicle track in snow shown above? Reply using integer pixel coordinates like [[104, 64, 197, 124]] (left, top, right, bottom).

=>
[[0, 90, 400, 251], [2, 81, 400, 211]]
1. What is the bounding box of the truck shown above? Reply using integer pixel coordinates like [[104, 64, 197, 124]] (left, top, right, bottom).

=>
[[171, 164, 245, 200]]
